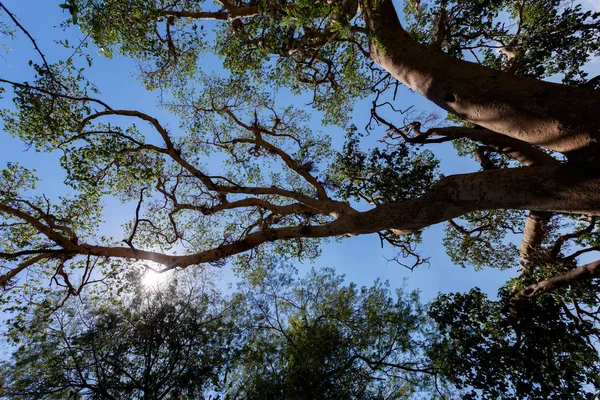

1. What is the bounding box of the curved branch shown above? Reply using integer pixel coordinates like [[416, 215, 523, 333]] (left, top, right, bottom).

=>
[[225, 135, 328, 200], [562, 246, 600, 262], [80, 109, 342, 212], [162, 7, 259, 21], [80, 109, 175, 149], [5, 165, 600, 271], [361, 0, 600, 155], [415, 126, 557, 271], [512, 259, 600, 306], [412, 126, 559, 167], [220, 107, 328, 196], [174, 198, 314, 216], [1, 253, 55, 288], [0, 203, 75, 248], [551, 216, 597, 258]]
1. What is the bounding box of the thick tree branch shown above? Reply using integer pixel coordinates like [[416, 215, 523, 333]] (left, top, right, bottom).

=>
[[361, 0, 600, 155], [411, 128, 557, 271], [519, 211, 551, 270], [411, 126, 559, 167], [0, 203, 76, 248], [562, 246, 600, 262], [4, 165, 600, 272], [348, 353, 437, 375], [410, 127, 558, 272]]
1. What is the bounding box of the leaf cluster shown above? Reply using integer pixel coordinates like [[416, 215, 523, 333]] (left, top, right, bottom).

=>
[[428, 288, 600, 400], [329, 126, 440, 204]]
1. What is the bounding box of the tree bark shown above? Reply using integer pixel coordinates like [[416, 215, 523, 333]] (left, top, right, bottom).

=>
[[415, 126, 559, 167], [361, 0, 600, 155], [519, 211, 551, 270]]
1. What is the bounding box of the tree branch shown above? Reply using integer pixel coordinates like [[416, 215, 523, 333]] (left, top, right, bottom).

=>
[[361, 0, 600, 154], [4, 165, 600, 272], [511, 259, 600, 307], [551, 216, 596, 258], [162, 7, 260, 21], [1, 253, 54, 288], [519, 211, 551, 270], [410, 126, 559, 167], [0, 78, 113, 111]]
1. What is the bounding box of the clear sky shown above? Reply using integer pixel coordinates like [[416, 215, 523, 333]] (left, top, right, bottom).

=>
[[1, 0, 599, 317]]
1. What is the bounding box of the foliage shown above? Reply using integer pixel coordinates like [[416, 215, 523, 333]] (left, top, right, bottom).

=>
[[330, 126, 439, 204], [403, 0, 600, 86], [429, 288, 600, 400], [227, 264, 446, 399], [443, 210, 524, 271], [1, 0, 600, 398], [1, 265, 454, 399], [71, 0, 208, 89], [0, 269, 240, 399]]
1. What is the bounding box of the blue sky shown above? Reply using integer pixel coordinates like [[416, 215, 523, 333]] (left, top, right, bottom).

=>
[[2, 0, 599, 316]]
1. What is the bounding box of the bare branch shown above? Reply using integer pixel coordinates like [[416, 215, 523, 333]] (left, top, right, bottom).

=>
[[1, 253, 54, 288], [551, 216, 596, 258], [0, 2, 53, 77]]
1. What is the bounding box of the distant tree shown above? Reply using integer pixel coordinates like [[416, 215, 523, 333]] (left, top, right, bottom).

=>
[[226, 264, 448, 399], [1, 264, 454, 399], [0, 270, 240, 399]]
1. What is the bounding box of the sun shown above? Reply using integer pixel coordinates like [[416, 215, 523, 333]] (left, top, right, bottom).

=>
[[137, 261, 171, 288], [141, 269, 164, 287]]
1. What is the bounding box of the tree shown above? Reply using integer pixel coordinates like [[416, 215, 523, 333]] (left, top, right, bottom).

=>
[[228, 264, 446, 399], [429, 287, 600, 399], [1, 265, 451, 399], [0, 269, 241, 399], [2, 0, 600, 397]]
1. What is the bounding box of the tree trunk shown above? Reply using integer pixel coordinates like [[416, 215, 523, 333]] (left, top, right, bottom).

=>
[[361, 0, 600, 156]]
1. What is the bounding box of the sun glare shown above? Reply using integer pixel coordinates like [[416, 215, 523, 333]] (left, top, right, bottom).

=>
[[141, 269, 165, 287]]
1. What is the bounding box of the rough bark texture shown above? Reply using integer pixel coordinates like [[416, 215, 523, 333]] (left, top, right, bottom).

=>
[[362, 0, 600, 155]]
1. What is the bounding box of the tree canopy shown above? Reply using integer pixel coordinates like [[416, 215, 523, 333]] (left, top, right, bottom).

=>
[[1, 266, 448, 399], [2, 0, 600, 397], [1, 269, 239, 399]]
